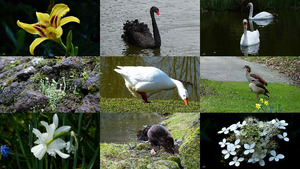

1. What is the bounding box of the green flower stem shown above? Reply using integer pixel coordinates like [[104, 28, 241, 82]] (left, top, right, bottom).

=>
[[46, 131, 69, 147], [59, 38, 67, 51]]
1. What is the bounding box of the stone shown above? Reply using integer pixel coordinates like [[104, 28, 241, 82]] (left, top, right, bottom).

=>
[[16, 66, 37, 81], [75, 94, 100, 113], [14, 90, 48, 113], [0, 82, 24, 105]]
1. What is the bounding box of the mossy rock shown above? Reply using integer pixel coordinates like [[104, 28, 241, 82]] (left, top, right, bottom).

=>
[[167, 156, 182, 168], [147, 160, 179, 169], [117, 159, 148, 169], [135, 143, 148, 150], [178, 116, 200, 169]]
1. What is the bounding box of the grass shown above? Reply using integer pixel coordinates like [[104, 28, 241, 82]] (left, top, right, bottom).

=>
[[200, 79, 300, 113], [100, 98, 200, 113]]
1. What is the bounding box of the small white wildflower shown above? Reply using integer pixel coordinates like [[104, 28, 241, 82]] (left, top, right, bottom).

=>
[[244, 143, 255, 155], [277, 132, 289, 142], [269, 150, 284, 162], [222, 144, 236, 159], [228, 124, 238, 131], [275, 119, 288, 129], [218, 127, 229, 134], [219, 138, 227, 148], [229, 156, 244, 167]]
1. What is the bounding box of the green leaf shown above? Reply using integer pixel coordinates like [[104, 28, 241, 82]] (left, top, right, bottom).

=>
[[74, 46, 78, 56], [66, 30, 73, 53], [86, 145, 100, 169], [5, 25, 18, 47], [16, 29, 26, 48]]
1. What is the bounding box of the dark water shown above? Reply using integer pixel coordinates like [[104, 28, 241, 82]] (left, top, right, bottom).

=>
[[201, 10, 300, 56], [100, 56, 200, 102], [100, 113, 165, 143], [100, 0, 200, 56]]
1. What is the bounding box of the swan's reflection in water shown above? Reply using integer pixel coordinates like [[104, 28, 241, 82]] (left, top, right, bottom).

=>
[[253, 19, 274, 27], [240, 43, 260, 56]]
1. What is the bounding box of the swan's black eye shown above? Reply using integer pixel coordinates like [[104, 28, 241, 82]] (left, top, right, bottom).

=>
[[183, 95, 185, 97]]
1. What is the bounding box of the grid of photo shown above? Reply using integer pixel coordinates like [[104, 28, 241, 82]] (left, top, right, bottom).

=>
[[1, 0, 299, 169]]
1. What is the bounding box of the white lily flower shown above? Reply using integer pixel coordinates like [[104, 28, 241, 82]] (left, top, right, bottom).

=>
[[31, 114, 71, 160]]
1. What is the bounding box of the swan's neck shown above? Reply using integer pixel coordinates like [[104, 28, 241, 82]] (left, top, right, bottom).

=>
[[150, 11, 161, 48], [171, 78, 184, 91], [249, 5, 253, 19], [243, 28, 248, 41]]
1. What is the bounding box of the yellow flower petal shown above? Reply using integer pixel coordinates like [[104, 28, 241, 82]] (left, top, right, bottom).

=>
[[50, 4, 70, 28], [46, 26, 63, 39], [260, 98, 263, 103], [256, 104, 261, 109], [17, 20, 43, 35], [30, 37, 48, 55], [36, 12, 50, 26], [264, 101, 268, 106], [60, 16, 80, 27]]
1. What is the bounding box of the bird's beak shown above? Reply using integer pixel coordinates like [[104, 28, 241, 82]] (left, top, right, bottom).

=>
[[242, 66, 246, 69], [184, 98, 188, 106]]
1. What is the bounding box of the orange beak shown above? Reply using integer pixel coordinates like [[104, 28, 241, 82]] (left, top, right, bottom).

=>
[[184, 98, 188, 105]]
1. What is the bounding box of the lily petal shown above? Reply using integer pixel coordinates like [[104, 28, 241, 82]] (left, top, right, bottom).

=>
[[55, 149, 70, 159], [53, 114, 58, 129], [60, 16, 80, 27], [50, 4, 70, 28], [30, 37, 48, 55], [31, 144, 47, 160], [55, 126, 71, 134], [17, 20, 46, 37], [47, 26, 63, 39], [36, 12, 50, 26]]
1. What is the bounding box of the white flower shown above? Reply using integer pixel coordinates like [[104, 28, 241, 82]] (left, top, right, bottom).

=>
[[219, 138, 227, 148], [269, 150, 284, 162], [228, 124, 237, 131], [244, 143, 255, 155], [278, 132, 289, 142], [218, 127, 229, 134], [31, 114, 71, 160], [65, 141, 75, 154], [229, 156, 244, 167], [275, 119, 288, 129], [222, 144, 236, 159], [233, 139, 241, 149]]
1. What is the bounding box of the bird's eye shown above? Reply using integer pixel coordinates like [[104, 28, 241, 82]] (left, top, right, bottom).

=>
[[183, 95, 185, 97]]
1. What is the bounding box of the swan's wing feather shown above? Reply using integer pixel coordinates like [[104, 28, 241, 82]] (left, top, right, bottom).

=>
[[253, 12, 273, 20]]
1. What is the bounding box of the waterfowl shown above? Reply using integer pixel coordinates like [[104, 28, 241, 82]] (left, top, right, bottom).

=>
[[248, 2, 274, 20], [243, 65, 267, 86], [249, 80, 269, 100], [114, 66, 188, 105], [240, 19, 260, 46]]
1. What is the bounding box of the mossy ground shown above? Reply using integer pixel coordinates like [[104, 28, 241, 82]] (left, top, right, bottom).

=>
[[100, 113, 199, 169], [200, 79, 300, 113], [100, 98, 200, 113]]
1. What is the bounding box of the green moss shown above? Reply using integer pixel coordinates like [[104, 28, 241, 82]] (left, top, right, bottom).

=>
[[87, 82, 99, 93], [167, 156, 182, 168], [178, 118, 200, 169], [135, 143, 148, 150], [147, 160, 179, 169]]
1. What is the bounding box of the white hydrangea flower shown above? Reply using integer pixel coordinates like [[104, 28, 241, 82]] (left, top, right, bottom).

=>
[[222, 144, 236, 159], [31, 114, 71, 160], [275, 119, 288, 129], [219, 138, 227, 148], [244, 143, 255, 155], [228, 124, 237, 131], [269, 150, 284, 162], [233, 139, 241, 149], [218, 127, 229, 134], [277, 132, 289, 142], [229, 156, 244, 167]]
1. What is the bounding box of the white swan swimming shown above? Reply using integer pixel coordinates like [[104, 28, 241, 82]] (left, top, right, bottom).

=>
[[114, 66, 189, 105], [240, 19, 260, 46], [248, 2, 274, 20]]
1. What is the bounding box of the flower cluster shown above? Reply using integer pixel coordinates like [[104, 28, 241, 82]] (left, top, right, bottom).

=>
[[218, 117, 288, 167], [0, 145, 11, 157], [31, 114, 75, 160], [255, 98, 283, 113]]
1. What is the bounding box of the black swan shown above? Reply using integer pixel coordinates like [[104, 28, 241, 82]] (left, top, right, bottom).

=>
[[122, 6, 161, 49]]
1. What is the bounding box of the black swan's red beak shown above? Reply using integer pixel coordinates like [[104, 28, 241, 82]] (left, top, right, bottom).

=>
[[156, 10, 160, 16]]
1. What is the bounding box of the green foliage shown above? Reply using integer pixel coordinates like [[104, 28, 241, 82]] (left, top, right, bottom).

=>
[[100, 98, 200, 113]]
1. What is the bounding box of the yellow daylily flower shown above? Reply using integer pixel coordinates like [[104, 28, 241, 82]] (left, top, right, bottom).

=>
[[17, 3, 80, 55], [264, 101, 269, 106], [256, 104, 261, 109]]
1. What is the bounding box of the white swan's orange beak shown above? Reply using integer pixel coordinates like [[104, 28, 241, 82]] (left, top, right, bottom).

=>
[[244, 23, 247, 29], [184, 98, 188, 106]]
